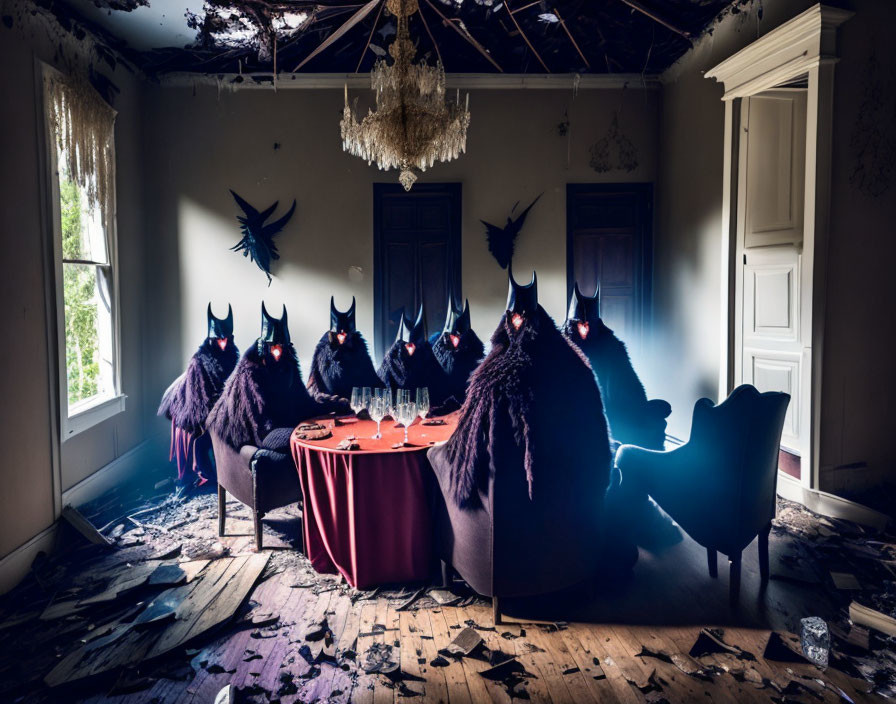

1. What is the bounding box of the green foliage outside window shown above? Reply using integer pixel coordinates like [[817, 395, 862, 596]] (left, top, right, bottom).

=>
[[60, 172, 101, 405]]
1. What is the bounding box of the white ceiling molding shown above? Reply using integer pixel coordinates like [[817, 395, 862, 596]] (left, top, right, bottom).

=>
[[705, 3, 852, 100], [157, 72, 660, 90]]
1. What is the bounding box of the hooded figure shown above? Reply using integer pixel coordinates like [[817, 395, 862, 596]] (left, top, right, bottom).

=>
[[307, 297, 382, 409], [427, 272, 630, 596], [158, 304, 238, 485], [207, 303, 323, 451], [562, 283, 671, 450], [432, 298, 484, 405], [378, 303, 451, 410]]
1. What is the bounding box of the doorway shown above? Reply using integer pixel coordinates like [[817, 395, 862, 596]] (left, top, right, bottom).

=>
[[566, 184, 652, 354], [373, 183, 462, 360]]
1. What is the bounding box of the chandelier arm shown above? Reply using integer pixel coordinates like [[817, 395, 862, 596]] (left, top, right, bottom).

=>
[[503, 0, 551, 73], [293, 0, 382, 71], [420, 0, 503, 73], [355, 0, 387, 72], [416, 1, 443, 68]]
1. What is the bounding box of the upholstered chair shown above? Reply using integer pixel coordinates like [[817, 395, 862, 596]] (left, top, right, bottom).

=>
[[615, 385, 790, 604], [210, 430, 304, 552]]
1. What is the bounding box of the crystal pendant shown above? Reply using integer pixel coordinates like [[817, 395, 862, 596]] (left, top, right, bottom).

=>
[[399, 168, 417, 191], [800, 616, 830, 668]]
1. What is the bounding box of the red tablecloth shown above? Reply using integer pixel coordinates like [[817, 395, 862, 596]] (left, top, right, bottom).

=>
[[290, 413, 458, 589]]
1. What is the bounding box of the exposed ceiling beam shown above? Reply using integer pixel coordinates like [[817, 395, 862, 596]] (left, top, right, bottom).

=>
[[503, 0, 550, 73], [618, 0, 691, 39], [422, 0, 503, 73]]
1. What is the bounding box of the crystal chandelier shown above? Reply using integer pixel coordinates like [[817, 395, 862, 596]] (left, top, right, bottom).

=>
[[341, 0, 471, 190]]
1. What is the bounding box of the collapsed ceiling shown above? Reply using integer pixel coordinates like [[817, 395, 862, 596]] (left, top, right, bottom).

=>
[[51, 0, 754, 76]]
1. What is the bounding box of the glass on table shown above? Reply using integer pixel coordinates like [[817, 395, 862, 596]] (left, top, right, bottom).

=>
[[361, 387, 372, 415], [416, 387, 430, 420], [368, 396, 386, 439], [396, 401, 418, 444], [350, 387, 364, 416]]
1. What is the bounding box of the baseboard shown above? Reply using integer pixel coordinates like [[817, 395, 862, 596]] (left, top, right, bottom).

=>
[[777, 472, 890, 531], [61, 431, 167, 509], [0, 525, 57, 595], [0, 431, 168, 596]]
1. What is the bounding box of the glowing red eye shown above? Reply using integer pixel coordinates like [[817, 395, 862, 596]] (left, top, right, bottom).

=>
[[405, 342, 416, 356], [337, 332, 347, 345], [511, 313, 523, 330], [577, 322, 590, 340], [270, 344, 283, 361], [449, 334, 460, 348], [217, 338, 228, 351]]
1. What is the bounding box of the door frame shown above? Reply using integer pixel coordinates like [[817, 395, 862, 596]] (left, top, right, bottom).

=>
[[372, 182, 462, 361], [706, 3, 851, 491], [565, 183, 653, 351]]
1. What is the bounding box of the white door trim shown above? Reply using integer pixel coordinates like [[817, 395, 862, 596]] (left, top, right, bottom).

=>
[[705, 4, 851, 491]]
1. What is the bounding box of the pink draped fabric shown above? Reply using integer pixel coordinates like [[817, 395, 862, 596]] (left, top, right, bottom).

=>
[[290, 415, 457, 589]]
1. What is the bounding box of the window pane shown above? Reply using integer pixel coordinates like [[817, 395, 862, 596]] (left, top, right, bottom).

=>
[[63, 262, 114, 407], [59, 155, 108, 265]]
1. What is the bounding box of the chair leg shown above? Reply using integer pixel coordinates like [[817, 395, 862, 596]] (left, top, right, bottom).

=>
[[254, 510, 263, 551], [441, 560, 450, 589], [217, 485, 226, 536], [729, 552, 742, 605], [492, 595, 502, 626], [707, 548, 718, 579], [298, 501, 306, 556], [758, 521, 771, 583]]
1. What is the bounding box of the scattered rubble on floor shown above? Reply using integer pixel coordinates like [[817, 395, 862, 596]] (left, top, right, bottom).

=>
[[0, 485, 895, 702]]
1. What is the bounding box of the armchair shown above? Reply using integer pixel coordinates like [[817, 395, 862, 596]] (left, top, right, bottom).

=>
[[210, 430, 304, 552], [615, 385, 789, 603]]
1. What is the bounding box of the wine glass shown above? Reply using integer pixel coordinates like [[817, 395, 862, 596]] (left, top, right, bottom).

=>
[[397, 401, 418, 445], [381, 387, 394, 419], [350, 387, 363, 416], [369, 396, 386, 439], [361, 387, 372, 416], [416, 387, 430, 421]]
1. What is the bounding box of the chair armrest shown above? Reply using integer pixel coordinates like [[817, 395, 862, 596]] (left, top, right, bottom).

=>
[[646, 399, 672, 419], [615, 443, 668, 470], [240, 445, 259, 464]]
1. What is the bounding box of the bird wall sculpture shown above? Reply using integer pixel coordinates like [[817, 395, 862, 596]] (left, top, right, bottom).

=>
[[480, 193, 542, 270], [229, 189, 296, 285]]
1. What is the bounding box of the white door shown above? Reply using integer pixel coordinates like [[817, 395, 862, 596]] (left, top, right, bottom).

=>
[[735, 89, 809, 471]]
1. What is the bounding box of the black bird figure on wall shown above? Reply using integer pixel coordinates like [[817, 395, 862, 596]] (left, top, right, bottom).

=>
[[229, 190, 296, 285], [480, 193, 542, 270]]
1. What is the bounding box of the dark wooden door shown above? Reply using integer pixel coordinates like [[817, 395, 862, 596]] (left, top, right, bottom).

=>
[[374, 183, 462, 360], [566, 184, 652, 352]]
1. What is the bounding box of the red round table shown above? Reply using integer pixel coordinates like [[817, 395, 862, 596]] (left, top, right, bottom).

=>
[[290, 413, 458, 589]]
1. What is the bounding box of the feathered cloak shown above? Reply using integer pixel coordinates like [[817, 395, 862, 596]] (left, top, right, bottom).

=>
[[436, 306, 611, 508], [432, 330, 485, 405], [562, 319, 670, 450], [207, 344, 324, 450], [158, 340, 238, 480], [307, 331, 382, 408], [378, 339, 452, 410]]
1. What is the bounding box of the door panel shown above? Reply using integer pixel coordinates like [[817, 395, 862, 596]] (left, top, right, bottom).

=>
[[374, 184, 461, 360], [567, 184, 651, 354], [743, 91, 807, 247]]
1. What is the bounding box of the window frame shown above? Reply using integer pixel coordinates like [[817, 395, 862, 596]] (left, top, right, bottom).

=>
[[42, 63, 126, 441]]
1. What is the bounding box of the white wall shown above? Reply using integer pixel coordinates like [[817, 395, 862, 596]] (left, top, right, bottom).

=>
[[0, 4, 147, 560], [141, 84, 662, 436]]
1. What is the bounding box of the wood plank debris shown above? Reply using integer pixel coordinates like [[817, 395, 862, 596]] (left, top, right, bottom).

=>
[[62, 506, 113, 547]]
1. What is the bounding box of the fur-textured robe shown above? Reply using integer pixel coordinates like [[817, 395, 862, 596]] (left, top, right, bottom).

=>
[[432, 330, 485, 405], [158, 340, 238, 479], [441, 306, 611, 508], [378, 340, 452, 410], [307, 331, 382, 410], [207, 344, 324, 450], [562, 319, 670, 450]]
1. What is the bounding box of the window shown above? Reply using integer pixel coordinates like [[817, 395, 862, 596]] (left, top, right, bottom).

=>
[[44, 66, 124, 437]]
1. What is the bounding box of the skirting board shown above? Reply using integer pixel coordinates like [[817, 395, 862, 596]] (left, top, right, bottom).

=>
[[0, 525, 57, 595], [0, 431, 168, 595], [61, 432, 167, 508], [777, 471, 890, 532]]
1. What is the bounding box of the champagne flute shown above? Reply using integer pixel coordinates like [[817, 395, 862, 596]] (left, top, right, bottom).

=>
[[361, 387, 372, 417], [416, 387, 430, 421], [350, 387, 363, 417], [398, 401, 418, 444], [382, 387, 394, 419], [369, 396, 385, 439]]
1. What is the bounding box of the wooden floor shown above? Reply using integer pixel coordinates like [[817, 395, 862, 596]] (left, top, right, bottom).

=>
[[1, 490, 885, 703]]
